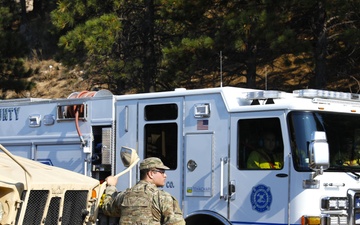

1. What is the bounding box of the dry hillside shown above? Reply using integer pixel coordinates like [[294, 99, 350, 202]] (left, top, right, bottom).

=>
[[3, 54, 359, 100], [5, 59, 95, 99]]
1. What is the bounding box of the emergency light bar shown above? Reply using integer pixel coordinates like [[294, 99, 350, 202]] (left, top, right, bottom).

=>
[[246, 90, 285, 100], [245, 90, 285, 105], [294, 89, 360, 101]]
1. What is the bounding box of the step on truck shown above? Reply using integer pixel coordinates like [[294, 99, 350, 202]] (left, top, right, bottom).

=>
[[2, 87, 360, 225]]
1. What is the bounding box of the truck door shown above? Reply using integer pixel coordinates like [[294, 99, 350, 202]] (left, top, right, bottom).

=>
[[138, 98, 183, 203], [229, 111, 290, 224], [183, 132, 229, 221]]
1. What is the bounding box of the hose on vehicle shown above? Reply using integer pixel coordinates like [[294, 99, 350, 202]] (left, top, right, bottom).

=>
[[67, 91, 97, 146]]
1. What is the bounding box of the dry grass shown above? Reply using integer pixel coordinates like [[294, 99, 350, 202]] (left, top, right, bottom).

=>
[[3, 59, 91, 99], [2, 54, 359, 99]]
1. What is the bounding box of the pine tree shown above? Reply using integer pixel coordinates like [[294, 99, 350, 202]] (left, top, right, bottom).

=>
[[0, 0, 35, 98], [50, 0, 360, 93], [51, 0, 162, 93], [286, 0, 360, 90], [160, 0, 299, 89]]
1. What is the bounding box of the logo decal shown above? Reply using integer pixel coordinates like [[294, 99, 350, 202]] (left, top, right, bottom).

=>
[[37, 159, 53, 166], [250, 184, 272, 213], [166, 181, 175, 188]]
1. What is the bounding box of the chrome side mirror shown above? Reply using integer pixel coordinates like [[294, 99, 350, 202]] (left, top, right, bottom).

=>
[[308, 131, 329, 175], [120, 146, 139, 168]]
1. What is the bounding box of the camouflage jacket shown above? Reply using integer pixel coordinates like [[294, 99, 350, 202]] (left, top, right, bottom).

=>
[[101, 180, 185, 225]]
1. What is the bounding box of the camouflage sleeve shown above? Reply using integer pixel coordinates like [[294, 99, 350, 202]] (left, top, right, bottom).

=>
[[159, 191, 186, 225], [100, 185, 124, 217]]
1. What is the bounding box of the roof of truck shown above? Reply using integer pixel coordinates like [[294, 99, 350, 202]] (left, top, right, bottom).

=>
[[114, 86, 360, 113], [1, 86, 360, 113]]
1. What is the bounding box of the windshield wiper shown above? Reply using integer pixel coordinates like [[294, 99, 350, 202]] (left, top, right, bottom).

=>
[[332, 166, 360, 180]]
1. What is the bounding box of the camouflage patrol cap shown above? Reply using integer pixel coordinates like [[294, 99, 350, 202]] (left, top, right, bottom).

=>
[[139, 157, 170, 170]]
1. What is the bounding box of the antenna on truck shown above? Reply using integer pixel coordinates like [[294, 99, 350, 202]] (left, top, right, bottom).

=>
[[220, 51, 223, 88]]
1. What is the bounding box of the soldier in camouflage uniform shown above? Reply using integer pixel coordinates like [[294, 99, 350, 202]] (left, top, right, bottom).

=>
[[101, 157, 186, 225]]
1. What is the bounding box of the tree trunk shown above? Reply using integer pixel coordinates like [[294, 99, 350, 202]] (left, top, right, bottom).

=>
[[313, 1, 327, 89], [20, 0, 27, 21], [143, 0, 156, 92], [245, 42, 257, 89]]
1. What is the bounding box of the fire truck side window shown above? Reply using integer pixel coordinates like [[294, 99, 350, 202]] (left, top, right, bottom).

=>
[[144, 104, 178, 121], [144, 104, 178, 169], [238, 118, 284, 170], [144, 123, 178, 170]]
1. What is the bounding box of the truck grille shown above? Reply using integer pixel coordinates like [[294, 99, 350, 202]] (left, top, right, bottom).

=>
[[61, 190, 88, 225], [23, 190, 48, 224], [21, 190, 88, 225], [45, 197, 61, 225]]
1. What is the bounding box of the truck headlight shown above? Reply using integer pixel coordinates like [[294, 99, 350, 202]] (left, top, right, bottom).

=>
[[321, 197, 348, 210]]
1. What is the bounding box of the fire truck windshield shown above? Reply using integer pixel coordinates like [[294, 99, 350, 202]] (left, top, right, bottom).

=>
[[289, 111, 360, 171]]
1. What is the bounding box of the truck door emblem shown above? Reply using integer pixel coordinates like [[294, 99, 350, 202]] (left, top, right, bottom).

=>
[[250, 184, 272, 213]]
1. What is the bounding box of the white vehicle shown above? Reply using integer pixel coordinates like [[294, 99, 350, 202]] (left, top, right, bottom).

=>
[[1, 87, 360, 225]]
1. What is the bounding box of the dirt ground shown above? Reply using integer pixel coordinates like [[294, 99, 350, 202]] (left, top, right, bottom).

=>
[[2, 54, 359, 100]]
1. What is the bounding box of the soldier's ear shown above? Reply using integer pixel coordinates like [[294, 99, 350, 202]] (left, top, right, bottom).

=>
[[147, 170, 154, 179]]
